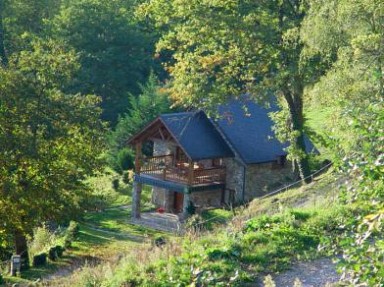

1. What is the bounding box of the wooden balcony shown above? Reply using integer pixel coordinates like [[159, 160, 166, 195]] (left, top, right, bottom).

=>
[[139, 155, 226, 186]]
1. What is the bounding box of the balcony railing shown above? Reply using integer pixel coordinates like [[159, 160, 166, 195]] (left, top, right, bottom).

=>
[[139, 154, 226, 186]]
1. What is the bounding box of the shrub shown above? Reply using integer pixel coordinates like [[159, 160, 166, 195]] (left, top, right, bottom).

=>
[[112, 178, 119, 190], [32, 253, 47, 267], [28, 225, 64, 264], [55, 245, 64, 258], [185, 214, 204, 232], [64, 221, 80, 248], [48, 247, 58, 261], [186, 201, 196, 215], [47, 246, 65, 261], [154, 236, 166, 248], [122, 171, 131, 184]]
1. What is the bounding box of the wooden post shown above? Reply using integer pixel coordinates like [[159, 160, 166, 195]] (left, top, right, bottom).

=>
[[135, 142, 142, 174], [188, 159, 194, 185], [132, 181, 142, 219]]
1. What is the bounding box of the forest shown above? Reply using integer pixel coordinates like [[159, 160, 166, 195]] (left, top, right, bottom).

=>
[[0, 0, 383, 286]]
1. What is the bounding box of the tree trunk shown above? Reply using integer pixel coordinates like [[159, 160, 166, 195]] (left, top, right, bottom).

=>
[[14, 230, 29, 270], [0, 1, 7, 66], [284, 89, 312, 183]]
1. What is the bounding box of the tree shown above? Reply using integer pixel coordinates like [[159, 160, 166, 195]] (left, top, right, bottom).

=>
[[50, 0, 157, 123], [138, 0, 329, 180], [0, 38, 105, 263], [0, 0, 62, 61], [0, 0, 7, 66], [303, 0, 383, 284], [107, 72, 173, 173]]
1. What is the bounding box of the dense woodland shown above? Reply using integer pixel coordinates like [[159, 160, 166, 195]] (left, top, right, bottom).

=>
[[0, 0, 383, 286]]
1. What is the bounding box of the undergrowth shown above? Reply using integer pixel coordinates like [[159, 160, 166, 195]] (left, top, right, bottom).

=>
[[69, 204, 355, 287]]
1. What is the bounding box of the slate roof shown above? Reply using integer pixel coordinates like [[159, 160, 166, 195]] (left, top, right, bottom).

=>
[[214, 99, 316, 164], [129, 99, 317, 165], [159, 111, 235, 161]]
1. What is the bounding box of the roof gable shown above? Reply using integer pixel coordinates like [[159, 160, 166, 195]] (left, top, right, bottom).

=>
[[160, 111, 234, 161], [128, 99, 317, 164]]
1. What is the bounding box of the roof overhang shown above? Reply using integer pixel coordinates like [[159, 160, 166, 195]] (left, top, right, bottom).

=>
[[127, 117, 194, 161]]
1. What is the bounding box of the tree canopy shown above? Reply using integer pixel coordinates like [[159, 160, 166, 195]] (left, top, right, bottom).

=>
[[138, 0, 331, 179], [0, 38, 105, 255]]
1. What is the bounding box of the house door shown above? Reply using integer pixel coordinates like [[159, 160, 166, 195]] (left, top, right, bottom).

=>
[[173, 192, 184, 213]]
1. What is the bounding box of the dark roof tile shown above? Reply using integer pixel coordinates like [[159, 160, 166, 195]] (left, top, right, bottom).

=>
[[160, 111, 234, 161]]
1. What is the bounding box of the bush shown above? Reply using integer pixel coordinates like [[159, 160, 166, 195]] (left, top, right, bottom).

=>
[[185, 214, 204, 232], [28, 225, 63, 264], [112, 178, 119, 190], [55, 245, 64, 258], [186, 201, 196, 215], [48, 247, 58, 261], [122, 171, 131, 184], [64, 221, 80, 248], [33, 253, 47, 267]]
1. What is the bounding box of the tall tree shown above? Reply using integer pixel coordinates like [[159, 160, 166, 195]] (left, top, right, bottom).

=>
[[50, 0, 156, 123], [303, 0, 383, 284], [107, 72, 173, 173], [0, 39, 105, 262], [138, 0, 328, 180], [0, 0, 7, 66], [0, 0, 61, 58]]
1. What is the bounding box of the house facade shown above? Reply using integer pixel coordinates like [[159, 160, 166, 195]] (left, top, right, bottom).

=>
[[128, 99, 315, 219]]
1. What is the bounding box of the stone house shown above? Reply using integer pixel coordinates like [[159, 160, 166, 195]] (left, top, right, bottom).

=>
[[128, 99, 315, 219]]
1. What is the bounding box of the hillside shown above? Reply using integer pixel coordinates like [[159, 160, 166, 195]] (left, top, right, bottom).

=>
[[8, 169, 344, 287]]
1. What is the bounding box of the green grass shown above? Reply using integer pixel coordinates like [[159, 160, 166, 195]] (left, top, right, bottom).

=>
[[305, 106, 334, 161], [0, 175, 164, 286], [244, 169, 338, 218], [200, 208, 234, 230]]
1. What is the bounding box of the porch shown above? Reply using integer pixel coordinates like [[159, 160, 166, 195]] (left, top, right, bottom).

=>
[[128, 111, 234, 220], [140, 154, 226, 186]]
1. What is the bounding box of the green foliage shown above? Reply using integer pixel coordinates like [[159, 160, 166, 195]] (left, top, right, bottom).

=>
[[32, 253, 47, 267], [64, 221, 80, 248], [112, 178, 120, 191], [304, 1, 384, 284], [0, 38, 105, 245], [48, 247, 58, 261], [0, 0, 62, 58], [28, 226, 57, 262], [138, 0, 331, 179], [49, 0, 157, 123], [107, 72, 174, 173], [103, 207, 349, 286]]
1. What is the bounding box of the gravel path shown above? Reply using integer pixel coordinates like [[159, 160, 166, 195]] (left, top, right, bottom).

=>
[[255, 258, 341, 287]]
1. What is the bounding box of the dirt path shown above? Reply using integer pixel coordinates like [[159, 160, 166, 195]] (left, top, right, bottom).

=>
[[255, 258, 341, 287]]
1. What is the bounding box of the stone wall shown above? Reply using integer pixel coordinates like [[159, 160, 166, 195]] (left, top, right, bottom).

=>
[[152, 139, 176, 209], [223, 158, 245, 204], [244, 161, 294, 201], [152, 139, 176, 156], [190, 189, 223, 210], [152, 187, 174, 212]]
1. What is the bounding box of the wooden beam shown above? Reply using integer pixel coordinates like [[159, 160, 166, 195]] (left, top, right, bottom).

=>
[[158, 128, 165, 140], [188, 158, 194, 185], [135, 142, 142, 174]]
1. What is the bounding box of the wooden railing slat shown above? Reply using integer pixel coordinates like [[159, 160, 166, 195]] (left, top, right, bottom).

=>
[[140, 155, 226, 185]]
